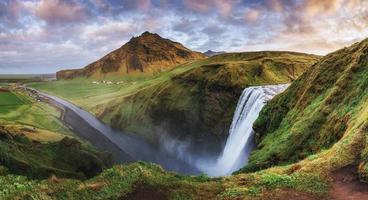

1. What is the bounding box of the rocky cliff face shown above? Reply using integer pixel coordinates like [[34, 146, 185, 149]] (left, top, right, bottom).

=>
[[56, 31, 206, 79]]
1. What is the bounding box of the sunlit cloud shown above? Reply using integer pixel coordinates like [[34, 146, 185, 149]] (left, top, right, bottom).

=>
[[0, 0, 367, 73]]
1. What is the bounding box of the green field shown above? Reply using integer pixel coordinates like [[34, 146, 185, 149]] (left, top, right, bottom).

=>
[[30, 59, 208, 111], [0, 91, 24, 105], [0, 89, 71, 137], [0, 91, 26, 113]]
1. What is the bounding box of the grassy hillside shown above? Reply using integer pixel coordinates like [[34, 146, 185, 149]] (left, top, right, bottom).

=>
[[93, 52, 319, 154], [0, 90, 112, 183], [241, 38, 368, 181], [0, 126, 111, 180], [32, 52, 319, 154]]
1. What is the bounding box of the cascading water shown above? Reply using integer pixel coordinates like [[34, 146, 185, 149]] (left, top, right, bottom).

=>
[[201, 84, 289, 176]]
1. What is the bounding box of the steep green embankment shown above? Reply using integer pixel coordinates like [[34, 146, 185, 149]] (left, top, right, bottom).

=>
[[0, 126, 111, 180], [94, 52, 319, 153], [0, 88, 111, 180], [242, 39, 368, 180]]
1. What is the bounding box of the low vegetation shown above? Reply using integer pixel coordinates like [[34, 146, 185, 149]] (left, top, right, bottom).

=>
[[0, 161, 329, 200], [0, 88, 71, 137]]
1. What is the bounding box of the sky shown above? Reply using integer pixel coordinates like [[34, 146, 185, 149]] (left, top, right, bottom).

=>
[[0, 0, 367, 74]]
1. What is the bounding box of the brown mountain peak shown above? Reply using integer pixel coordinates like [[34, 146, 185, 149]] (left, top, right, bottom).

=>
[[57, 32, 206, 79]]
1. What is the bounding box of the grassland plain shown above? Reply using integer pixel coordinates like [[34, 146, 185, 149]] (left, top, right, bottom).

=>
[[31, 51, 319, 152], [0, 89, 71, 137]]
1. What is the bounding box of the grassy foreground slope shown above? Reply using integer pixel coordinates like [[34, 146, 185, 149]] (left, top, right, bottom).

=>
[[242, 38, 368, 180], [1, 161, 330, 199]]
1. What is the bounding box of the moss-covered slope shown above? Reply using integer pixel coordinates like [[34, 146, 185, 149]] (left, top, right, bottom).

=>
[[243, 38, 368, 177], [96, 51, 319, 154], [0, 161, 330, 200], [0, 125, 111, 179]]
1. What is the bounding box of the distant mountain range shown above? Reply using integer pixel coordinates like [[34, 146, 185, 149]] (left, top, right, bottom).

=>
[[203, 50, 226, 57], [56, 32, 206, 79]]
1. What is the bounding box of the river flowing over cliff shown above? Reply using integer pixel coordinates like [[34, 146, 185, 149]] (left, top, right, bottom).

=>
[[199, 84, 290, 176]]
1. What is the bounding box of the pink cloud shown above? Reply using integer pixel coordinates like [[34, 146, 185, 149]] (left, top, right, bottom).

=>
[[136, 0, 151, 11], [183, 0, 211, 12], [34, 0, 88, 24], [183, 0, 239, 17], [266, 0, 284, 12], [244, 8, 261, 24]]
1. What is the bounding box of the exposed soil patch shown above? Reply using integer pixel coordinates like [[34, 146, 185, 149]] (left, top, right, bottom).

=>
[[261, 188, 321, 200], [0, 88, 9, 92], [120, 183, 168, 200], [329, 166, 368, 200]]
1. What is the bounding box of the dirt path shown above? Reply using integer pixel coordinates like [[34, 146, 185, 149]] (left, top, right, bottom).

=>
[[329, 166, 368, 200]]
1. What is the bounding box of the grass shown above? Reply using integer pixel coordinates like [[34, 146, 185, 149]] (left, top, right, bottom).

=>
[[0, 89, 71, 137], [0, 127, 111, 180], [0, 91, 25, 114], [242, 38, 368, 178], [0, 162, 329, 200]]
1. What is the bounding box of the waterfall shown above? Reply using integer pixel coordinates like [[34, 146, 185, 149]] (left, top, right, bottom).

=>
[[202, 84, 289, 176]]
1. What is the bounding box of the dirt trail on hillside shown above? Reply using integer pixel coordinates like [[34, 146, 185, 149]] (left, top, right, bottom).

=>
[[329, 166, 368, 200]]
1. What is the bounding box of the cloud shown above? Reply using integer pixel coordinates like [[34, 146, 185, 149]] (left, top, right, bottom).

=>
[[183, 0, 240, 17], [183, 0, 211, 12], [0, 0, 367, 73], [244, 8, 262, 24], [303, 0, 343, 17], [33, 0, 88, 25], [81, 20, 138, 46]]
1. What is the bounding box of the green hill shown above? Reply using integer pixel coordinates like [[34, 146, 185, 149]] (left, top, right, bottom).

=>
[[98, 51, 319, 153], [241, 38, 368, 181]]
